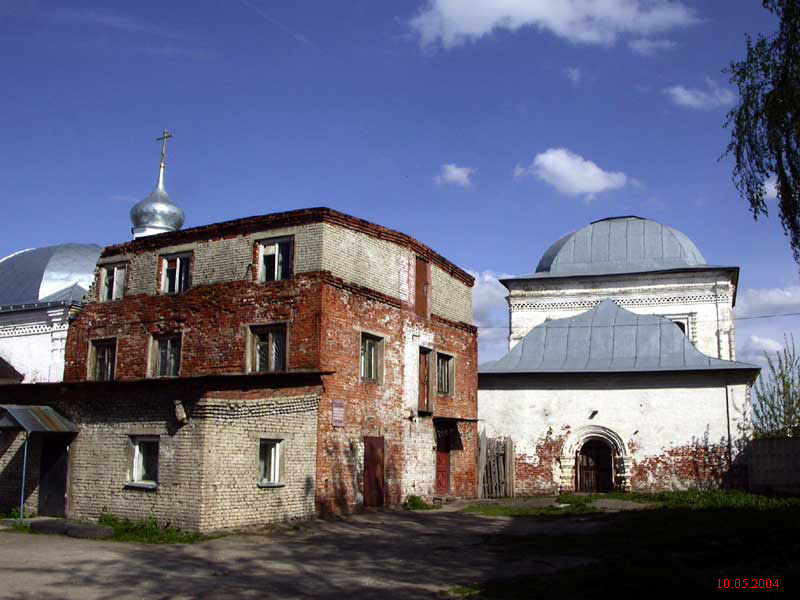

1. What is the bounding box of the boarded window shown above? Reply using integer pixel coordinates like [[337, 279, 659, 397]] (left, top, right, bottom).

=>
[[251, 325, 287, 372], [419, 348, 434, 413], [260, 237, 293, 282], [415, 257, 430, 319]]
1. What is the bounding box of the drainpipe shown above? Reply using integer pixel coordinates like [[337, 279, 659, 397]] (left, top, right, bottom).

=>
[[725, 387, 733, 467], [19, 431, 29, 524]]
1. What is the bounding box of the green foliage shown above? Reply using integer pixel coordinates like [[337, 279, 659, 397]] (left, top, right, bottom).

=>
[[753, 336, 800, 437], [98, 514, 206, 544], [402, 495, 435, 510], [724, 1, 800, 266], [462, 502, 596, 518]]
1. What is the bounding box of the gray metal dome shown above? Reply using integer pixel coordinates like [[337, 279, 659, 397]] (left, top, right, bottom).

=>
[[0, 244, 102, 307], [130, 178, 184, 235], [534, 216, 706, 277]]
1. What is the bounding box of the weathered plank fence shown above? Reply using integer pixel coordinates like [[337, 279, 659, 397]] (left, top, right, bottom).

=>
[[478, 431, 515, 498]]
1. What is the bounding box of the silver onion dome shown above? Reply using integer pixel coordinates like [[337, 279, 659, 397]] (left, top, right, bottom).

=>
[[130, 130, 184, 238]]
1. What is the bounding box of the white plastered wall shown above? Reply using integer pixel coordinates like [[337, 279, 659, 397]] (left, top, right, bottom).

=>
[[0, 306, 72, 383]]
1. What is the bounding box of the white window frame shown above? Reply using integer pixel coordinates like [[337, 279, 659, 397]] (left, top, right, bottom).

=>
[[131, 436, 159, 485], [360, 332, 383, 383], [258, 438, 284, 486], [101, 263, 127, 301], [258, 236, 293, 283], [249, 324, 287, 372], [160, 253, 192, 294], [152, 334, 182, 378]]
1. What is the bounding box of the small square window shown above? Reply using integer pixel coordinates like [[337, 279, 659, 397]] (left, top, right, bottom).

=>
[[153, 334, 181, 377], [259, 439, 283, 485], [360, 333, 383, 383], [101, 264, 126, 301], [250, 325, 287, 372], [259, 237, 293, 282], [91, 339, 116, 381], [437, 353, 453, 395], [161, 254, 191, 294], [131, 436, 159, 484]]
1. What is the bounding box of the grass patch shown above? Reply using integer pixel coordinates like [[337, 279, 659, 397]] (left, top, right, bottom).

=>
[[452, 491, 800, 597], [98, 514, 207, 544], [403, 495, 437, 510]]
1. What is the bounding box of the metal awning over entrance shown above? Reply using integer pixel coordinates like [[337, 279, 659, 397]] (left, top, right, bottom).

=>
[[0, 405, 77, 522], [0, 405, 79, 433]]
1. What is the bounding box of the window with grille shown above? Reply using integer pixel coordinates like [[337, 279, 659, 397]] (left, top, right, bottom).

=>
[[437, 353, 453, 395]]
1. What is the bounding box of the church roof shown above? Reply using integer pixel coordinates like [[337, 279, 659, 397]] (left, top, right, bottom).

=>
[[521, 216, 723, 279], [0, 357, 23, 382], [479, 300, 759, 375], [0, 244, 101, 308]]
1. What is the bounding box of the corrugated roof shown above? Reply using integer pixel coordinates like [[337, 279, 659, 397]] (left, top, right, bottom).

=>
[[0, 405, 79, 433], [479, 300, 760, 375]]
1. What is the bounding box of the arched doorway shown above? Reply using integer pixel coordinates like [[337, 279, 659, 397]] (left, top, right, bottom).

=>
[[577, 439, 613, 492]]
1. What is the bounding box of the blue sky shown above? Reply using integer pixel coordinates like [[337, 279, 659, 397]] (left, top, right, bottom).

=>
[[1, 0, 797, 365]]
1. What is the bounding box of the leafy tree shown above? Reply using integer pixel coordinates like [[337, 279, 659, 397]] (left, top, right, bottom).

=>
[[724, 0, 800, 265], [753, 336, 800, 437]]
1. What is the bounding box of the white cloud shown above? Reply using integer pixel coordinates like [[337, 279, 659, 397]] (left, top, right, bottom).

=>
[[564, 67, 582, 85], [434, 163, 475, 187], [736, 286, 800, 319], [628, 37, 677, 55], [664, 78, 736, 110], [468, 270, 512, 363], [734, 285, 800, 366], [764, 177, 778, 200], [409, 0, 696, 49], [515, 148, 627, 200]]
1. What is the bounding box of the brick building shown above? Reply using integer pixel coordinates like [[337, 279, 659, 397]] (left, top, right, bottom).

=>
[[1, 207, 478, 532]]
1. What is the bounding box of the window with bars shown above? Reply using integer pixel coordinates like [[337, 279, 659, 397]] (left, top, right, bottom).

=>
[[91, 339, 116, 381], [251, 325, 287, 372], [437, 353, 453, 395], [101, 264, 126, 301], [131, 436, 159, 484], [360, 333, 383, 383], [161, 254, 191, 294], [259, 237, 293, 282], [258, 439, 284, 485], [153, 335, 182, 377]]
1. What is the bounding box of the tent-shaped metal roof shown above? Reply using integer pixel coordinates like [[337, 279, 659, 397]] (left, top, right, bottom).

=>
[[0, 405, 78, 433], [479, 300, 760, 375]]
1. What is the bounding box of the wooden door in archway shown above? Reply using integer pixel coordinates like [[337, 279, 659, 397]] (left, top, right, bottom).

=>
[[577, 439, 613, 493]]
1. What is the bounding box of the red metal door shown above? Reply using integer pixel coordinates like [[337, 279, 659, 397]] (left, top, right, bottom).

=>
[[364, 436, 385, 508], [435, 430, 450, 494]]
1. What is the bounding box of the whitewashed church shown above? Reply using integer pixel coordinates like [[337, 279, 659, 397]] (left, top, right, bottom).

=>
[[478, 216, 759, 493]]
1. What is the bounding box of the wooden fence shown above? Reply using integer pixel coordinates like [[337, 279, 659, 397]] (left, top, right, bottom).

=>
[[478, 431, 515, 498]]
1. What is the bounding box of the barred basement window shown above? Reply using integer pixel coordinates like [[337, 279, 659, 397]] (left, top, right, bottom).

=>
[[258, 439, 284, 486], [437, 353, 453, 395], [91, 339, 116, 381], [360, 332, 383, 383], [160, 253, 191, 294], [259, 237, 293, 282], [250, 325, 287, 372], [153, 334, 182, 377], [131, 436, 159, 484], [101, 263, 126, 301]]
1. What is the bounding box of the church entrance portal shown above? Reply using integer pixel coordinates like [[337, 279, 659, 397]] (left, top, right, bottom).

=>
[[577, 439, 613, 493]]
